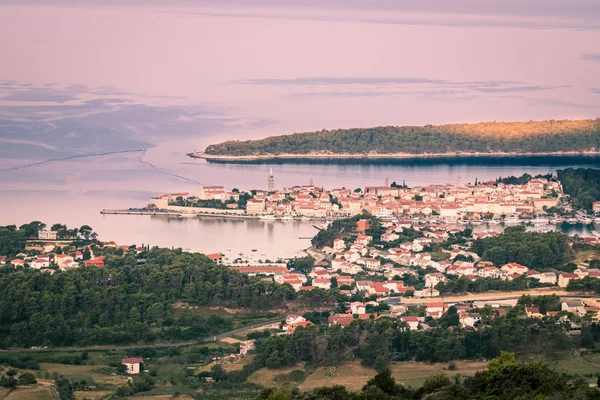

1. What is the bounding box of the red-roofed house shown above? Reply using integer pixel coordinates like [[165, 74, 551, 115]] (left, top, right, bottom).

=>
[[400, 316, 419, 330], [526, 307, 542, 318], [206, 253, 224, 264], [121, 357, 143, 374], [313, 278, 332, 290], [328, 314, 354, 327], [11, 259, 25, 267], [288, 321, 314, 334], [84, 256, 105, 267], [558, 273, 579, 288]]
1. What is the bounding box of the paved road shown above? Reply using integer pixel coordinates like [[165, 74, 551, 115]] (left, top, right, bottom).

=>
[[0, 319, 281, 353], [400, 289, 600, 305]]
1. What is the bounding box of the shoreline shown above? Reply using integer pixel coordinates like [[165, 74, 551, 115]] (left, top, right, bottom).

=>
[[188, 150, 600, 162], [100, 209, 332, 222]]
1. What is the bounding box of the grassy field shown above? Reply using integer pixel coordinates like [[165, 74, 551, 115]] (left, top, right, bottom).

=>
[[553, 353, 600, 378], [298, 362, 374, 392], [198, 355, 256, 373], [4, 387, 54, 400], [390, 361, 488, 388], [74, 390, 113, 400], [40, 363, 129, 386], [297, 360, 489, 392], [248, 364, 304, 388]]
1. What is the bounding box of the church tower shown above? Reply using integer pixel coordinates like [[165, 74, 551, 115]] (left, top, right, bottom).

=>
[[268, 168, 275, 192]]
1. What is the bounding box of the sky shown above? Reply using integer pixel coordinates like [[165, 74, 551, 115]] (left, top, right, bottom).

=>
[[0, 0, 599, 201]]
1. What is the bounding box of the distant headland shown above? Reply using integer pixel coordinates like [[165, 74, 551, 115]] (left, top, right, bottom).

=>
[[189, 119, 600, 162]]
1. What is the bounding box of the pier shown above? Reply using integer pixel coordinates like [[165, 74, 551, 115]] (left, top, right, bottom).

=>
[[100, 209, 176, 216]]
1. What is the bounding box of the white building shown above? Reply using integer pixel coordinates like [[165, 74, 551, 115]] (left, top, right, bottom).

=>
[[121, 357, 142, 374]]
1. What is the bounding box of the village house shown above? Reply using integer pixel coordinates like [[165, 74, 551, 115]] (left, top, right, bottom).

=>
[[205, 253, 224, 264], [562, 301, 586, 316], [84, 256, 105, 267], [414, 288, 440, 298], [328, 314, 355, 328], [333, 238, 345, 252], [38, 229, 57, 240], [313, 278, 332, 290], [400, 316, 420, 330], [350, 302, 366, 315], [526, 307, 543, 318], [501, 262, 529, 276], [121, 357, 143, 374], [424, 272, 447, 288], [558, 273, 579, 288], [10, 259, 25, 267], [357, 258, 381, 270], [287, 321, 314, 334]]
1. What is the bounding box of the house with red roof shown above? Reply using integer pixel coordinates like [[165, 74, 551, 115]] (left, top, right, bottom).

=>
[[400, 316, 419, 330], [121, 357, 143, 374], [313, 278, 332, 290], [288, 321, 314, 334], [84, 256, 105, 267], [328, 314, 355, 327]]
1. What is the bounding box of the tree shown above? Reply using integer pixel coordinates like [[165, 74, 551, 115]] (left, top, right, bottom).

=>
[[78, 225, 94, 240], [487, 351, 516, 372], [363, 369, 399, 395], [211, 364, 228, 382], [18, 372, 37, 385], [288, 257, 315, 274], [374, 355, 388, 373]]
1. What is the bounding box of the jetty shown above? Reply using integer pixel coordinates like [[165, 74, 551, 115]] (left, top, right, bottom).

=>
[[100, 209, 175, 216]]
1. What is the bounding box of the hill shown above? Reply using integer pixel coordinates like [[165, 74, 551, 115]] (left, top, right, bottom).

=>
[[197, 119, 600, 160]]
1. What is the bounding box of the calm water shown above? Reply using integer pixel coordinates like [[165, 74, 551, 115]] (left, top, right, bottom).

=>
[[0, 154, 598, 258]]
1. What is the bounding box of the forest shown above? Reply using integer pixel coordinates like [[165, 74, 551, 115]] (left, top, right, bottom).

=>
[[250, 306, 589, 371], [0, 247, 295, 347], [469, 226, 574, 270], [255, 353, 600, 400], [557, 168, 600, 212], [203, 119, 600, 157]]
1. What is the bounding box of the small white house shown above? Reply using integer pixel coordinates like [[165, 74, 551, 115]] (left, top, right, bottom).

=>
[[122, 357, 143, 374]]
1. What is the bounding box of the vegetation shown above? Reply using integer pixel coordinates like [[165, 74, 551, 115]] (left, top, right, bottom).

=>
[[249, 308, 590, 371], [0, 247, 294, 347], [557, 168, 600, 212], [255, 352, 600, 399], [495, 172, 554, 185], [311, 213, 380, 248], [436, 275, 532, 293], [203, 119, 600, 157], [470, 226, 574, 270]]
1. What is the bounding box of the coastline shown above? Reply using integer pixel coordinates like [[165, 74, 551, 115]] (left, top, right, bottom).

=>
[[188, 150, 600, 162]]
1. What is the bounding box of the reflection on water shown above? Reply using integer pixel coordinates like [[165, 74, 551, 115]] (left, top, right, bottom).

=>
[[0, 155, 599, 258]]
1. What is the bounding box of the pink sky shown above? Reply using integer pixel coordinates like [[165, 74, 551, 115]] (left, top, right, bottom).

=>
[[1, 1, 598, 143]]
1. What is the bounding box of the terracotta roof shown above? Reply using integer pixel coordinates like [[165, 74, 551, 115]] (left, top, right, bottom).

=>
[[122, 358, 142, 364]]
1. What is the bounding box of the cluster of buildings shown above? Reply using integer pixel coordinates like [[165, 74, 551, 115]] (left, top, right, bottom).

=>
[[149, 175, 566, 220], [1, 230, 145, 273], [277, 297, 600, 335], [225, 214, 600, 301]]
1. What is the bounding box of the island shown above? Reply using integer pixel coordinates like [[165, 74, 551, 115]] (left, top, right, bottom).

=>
[[190, 119, 600, 161]]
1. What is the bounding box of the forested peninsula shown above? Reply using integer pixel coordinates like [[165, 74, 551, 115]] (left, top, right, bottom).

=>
[[194, 119, 600, 160]]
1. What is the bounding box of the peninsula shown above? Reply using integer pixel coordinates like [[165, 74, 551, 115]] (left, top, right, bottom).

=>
[[190, 119, 600, 161]]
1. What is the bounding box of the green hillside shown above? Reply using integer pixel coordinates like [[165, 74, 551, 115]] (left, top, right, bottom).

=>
[[203, 119, 600, 157]]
